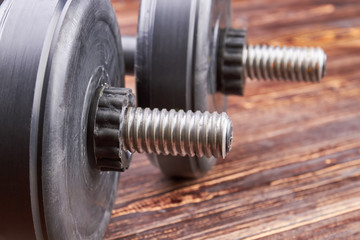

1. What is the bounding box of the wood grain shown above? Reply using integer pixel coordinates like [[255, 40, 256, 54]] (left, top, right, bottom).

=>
[[106, 0, 360, 239]]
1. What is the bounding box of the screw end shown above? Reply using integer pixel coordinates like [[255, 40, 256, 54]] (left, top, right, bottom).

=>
[[122, 108, 234, 159], [244, 45, 327, 83]]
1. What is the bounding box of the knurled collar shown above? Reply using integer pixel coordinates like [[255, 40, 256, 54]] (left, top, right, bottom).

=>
[[217, 28, 247, 96], [89, 86, 135, 172]]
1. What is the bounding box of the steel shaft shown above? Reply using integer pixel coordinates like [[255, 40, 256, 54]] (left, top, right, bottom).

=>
[[243, 45, 326, 82], [122, 107, 233, 159]]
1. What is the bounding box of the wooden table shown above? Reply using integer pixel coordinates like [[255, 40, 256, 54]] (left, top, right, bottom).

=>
[[106, 0, 360, 239]]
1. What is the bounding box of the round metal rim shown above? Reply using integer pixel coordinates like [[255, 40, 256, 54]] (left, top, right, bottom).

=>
[[40, 0, 123, 238], [0, 1, 65, 238]]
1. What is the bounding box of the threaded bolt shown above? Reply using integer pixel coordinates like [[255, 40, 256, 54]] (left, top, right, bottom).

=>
[[243, 45, 326, 82], [122, 108, 233, 159], [91, 87, 233, 172], [219, 28, 327, 95]]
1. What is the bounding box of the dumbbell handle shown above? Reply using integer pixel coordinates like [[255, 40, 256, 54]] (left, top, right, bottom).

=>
[[91, 87, 233, 172], [122, 36, 136, 75]]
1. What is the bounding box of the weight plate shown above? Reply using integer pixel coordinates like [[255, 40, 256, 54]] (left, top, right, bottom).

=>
[[0, 1, 62, 238], [136, 0, 231, 178], [0, 0, 123, 239]]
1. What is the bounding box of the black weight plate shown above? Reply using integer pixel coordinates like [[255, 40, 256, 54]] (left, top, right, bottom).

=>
[[0, 1, 63, 239], [41, 0, 124, 239], [136, 0, 231, 178], [0, 0, 123, 239]]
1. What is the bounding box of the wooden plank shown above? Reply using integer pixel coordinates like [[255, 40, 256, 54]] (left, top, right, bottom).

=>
[[106, 0, 360, 239]]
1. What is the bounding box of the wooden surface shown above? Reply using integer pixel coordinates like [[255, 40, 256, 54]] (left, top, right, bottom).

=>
[[106, 0, 360, 239]]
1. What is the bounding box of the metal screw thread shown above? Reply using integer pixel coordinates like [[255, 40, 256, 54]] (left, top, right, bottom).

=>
[[243, 45, 327, 82], [121, 107, 233, 159]]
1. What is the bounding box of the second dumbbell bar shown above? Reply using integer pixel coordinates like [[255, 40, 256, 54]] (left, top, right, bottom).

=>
[[122, 29, 327, 96], [218, 29, 327, 95]]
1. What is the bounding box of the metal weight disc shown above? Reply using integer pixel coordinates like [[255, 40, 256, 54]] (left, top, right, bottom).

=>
[[0, 1, 62, 238], [0, 0, 123, 239], [136, 0, 232, 178]]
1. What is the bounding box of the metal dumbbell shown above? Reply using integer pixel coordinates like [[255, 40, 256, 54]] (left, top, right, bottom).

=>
[[0, 0, 327, 239], [0, 0, 233, 239], [122, 0, 327, 178]]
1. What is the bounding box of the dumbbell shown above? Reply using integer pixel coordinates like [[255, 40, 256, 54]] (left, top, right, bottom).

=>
[[122, 0, 327, 178], [0, 0, 233, 239]]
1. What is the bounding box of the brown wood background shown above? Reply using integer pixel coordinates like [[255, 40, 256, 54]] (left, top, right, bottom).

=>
[[106, 0, 360, 239]]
